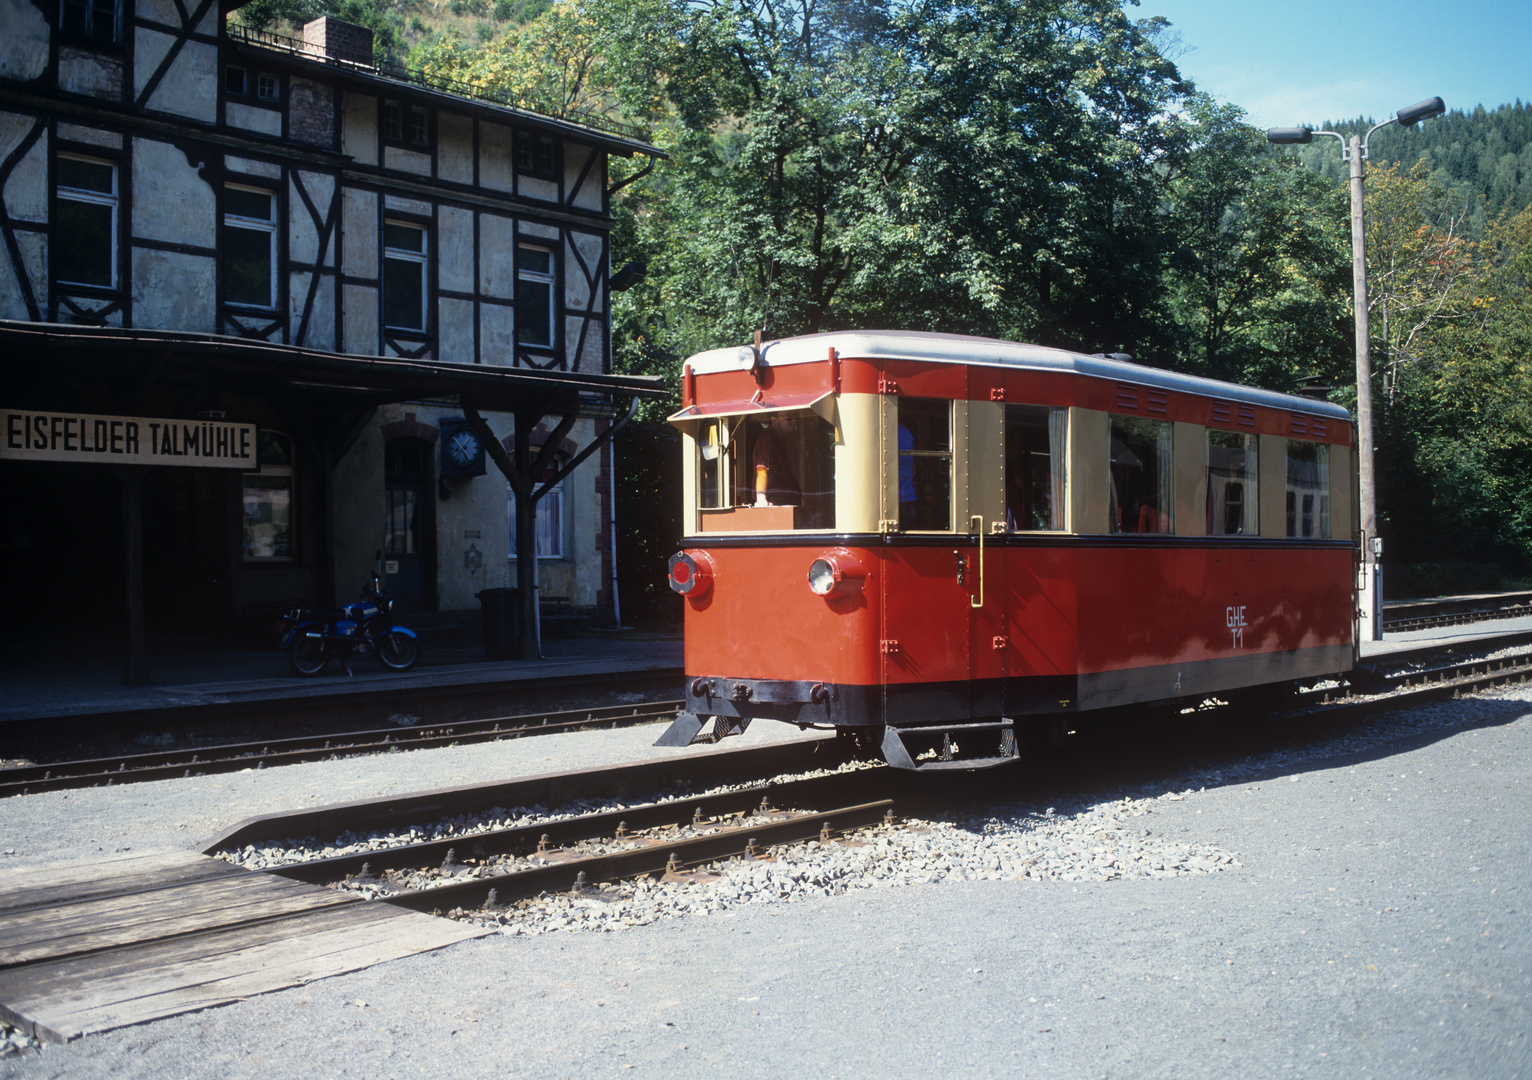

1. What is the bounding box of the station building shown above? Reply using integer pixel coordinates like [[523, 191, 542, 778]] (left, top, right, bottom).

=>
[[0, 4, 663, 674]]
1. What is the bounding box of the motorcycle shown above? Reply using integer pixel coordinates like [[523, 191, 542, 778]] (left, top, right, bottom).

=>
[[278, 574, 420, 676]]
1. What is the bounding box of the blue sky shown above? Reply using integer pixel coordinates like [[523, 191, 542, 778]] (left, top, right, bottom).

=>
[[1133, 0, 1531, 127]]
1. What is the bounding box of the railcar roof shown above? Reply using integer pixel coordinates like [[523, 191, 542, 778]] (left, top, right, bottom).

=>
[[685, 331, 1352, 421]]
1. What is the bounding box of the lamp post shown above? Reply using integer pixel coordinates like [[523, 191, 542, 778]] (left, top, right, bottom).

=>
[[1266, 96, 1445, 643]]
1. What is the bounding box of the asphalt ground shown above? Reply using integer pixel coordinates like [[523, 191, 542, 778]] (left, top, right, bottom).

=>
[[2, 684, 1528, 1078]]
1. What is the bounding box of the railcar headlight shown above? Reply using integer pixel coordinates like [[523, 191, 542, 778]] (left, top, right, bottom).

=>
[[668, 550, 716, 599], [807, 549, 865, 597]]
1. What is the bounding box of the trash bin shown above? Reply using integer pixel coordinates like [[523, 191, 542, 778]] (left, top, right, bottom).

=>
[[476, 587, 520, 660]]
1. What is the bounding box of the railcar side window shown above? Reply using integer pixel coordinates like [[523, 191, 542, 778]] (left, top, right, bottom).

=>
[[694, 410, 836, 529], [1206, 430, 1258, 535], [1005, 404, 1067, 531], [897, 398, 952, 530], [1109, 416, 1172, 534], [1285, 440, 1330, 538]]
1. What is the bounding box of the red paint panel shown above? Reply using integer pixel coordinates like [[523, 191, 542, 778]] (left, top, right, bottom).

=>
[[682, 545, 884, 686], [682, 541, 1353, 692]]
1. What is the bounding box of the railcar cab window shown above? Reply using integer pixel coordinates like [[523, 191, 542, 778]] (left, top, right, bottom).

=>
[[1005, 405, 1067, 531], [1286, 440, 1331, 538], [1207, 430, 1258, 535], [1109, 416, 1172, 534], [55, 154, 117, 290], [898, 398, 952, 531], [243, 432, 294, 561], [694, 409, 835, 529]]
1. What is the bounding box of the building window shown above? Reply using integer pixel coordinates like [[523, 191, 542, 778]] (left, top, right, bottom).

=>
[[1207, 430, 1258, 535], [1286, 440, 1330, 538], [225, 66, 248, 95], [383, 221, 428, 332], [222, 185, 277, 309], [244, 432, 295, 561], [257, 73, 279, 102], [515, 245, 554, 347], [383, 100, 403, 141], [1109, 415, 1173, 533], [409, 105, 429, 147], [515, 131, 556, 176], [55, 154, 116, 289], [60, 0, 119, 43], [508, 478, 563, 559]]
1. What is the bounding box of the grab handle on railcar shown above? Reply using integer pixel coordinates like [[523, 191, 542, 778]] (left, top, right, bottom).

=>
[[970, 515, 985, 609]]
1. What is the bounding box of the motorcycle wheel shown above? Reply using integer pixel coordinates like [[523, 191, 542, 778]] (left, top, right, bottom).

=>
[[377, 631, 420, 671], [289, 635, 329, 676]]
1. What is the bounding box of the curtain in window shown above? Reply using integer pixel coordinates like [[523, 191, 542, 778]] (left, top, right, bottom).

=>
[[1047, 407, 1068, 531]]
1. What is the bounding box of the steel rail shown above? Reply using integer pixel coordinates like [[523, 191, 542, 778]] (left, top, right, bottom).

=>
[[200, 735, 845, 854], [1, 700, 683, 797], [382, 799, 895, 913], [1383, 591, 1532, 632], [259, 768, 890, 886]]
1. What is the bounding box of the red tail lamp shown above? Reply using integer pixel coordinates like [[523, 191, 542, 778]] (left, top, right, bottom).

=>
[[808, 549, 866, 597], [668, 550, 716, 598]]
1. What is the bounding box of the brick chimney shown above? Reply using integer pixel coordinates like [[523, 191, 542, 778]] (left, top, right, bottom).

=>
[[302, 17, 373, 67]]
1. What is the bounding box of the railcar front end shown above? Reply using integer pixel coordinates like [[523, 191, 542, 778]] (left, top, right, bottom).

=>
[[657, 332, 1358, 770]]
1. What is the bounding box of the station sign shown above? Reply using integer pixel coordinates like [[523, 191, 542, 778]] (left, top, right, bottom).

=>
[[2, 409, 258, 469]]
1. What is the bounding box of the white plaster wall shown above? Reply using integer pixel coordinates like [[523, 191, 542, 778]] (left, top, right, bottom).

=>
[[0, 232, 40, 320], [478, 123, 512, 194], [437, 205, 473, 294], [564, 143, 602, 212], [438, 113, 473, 185], [135, 0, 181, 24], [58, 48, 122, 100], [297, 272, 336, 351], [436, 407, 514, 610], [383, 146, 431, 177], [340, 187, 377, 276], [342, 283, 378, 354], [140, 37, 217, 121], [479, 305, 513, 365], [383, 194, 431, 217], [132, 248, 215, 330], [224, 155, 281, 180], [478, 214, 515, 299], [567, 319, 606, 374], [333, 424, 386, 607], [226, 102, 282, 136], [2, 120, 47, 222], [290, 170, 336, 266], [565, 230, 603, 308], [520, 175, 557, 203], [132, 139, 215, 247], [341, 93, 377, 164], [0, 0, 49, 82], [438, 297, 474, 364]]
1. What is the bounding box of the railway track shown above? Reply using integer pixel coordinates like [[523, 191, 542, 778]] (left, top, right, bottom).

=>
[[0, 700, 683, 798], [10, 626, 1532, 799], [1383, 590, 1532, 632]]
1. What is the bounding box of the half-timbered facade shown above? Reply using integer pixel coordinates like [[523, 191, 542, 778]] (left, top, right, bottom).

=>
[[0, 5, 661, 661]]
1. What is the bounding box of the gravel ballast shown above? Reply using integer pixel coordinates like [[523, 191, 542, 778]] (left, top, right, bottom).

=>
[[2, 686, 1529, 1079]]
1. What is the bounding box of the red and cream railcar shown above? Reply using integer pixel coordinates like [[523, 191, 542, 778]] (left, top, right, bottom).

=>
[[657, 332, 1357, 769]]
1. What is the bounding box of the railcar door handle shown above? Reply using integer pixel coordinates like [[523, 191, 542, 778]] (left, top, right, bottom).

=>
[[970, 515, 985, 609]]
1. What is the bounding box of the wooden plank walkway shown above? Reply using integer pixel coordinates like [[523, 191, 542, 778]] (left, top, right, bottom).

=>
[[0, 849, 489, 1043]]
